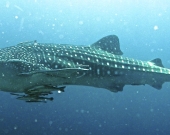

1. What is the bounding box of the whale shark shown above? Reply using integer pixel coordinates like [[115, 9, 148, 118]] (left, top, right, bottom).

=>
[[0, 35, 170, 102]]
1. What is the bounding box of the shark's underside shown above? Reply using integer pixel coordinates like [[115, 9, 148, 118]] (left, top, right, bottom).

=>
[[0, 35, 170, 102]]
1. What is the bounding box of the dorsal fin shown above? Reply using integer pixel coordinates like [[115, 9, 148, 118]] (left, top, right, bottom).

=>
[[91, 35, 123, 55], [150, 58, 164, 67]]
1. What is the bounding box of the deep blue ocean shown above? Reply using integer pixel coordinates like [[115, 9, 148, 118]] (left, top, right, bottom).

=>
[[0, 0, 170, 135]]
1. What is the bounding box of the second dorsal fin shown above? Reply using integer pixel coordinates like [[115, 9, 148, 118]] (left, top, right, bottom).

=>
[[150, 58, 164, 67]]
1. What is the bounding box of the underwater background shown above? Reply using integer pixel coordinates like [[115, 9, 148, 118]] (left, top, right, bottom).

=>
[[0, 0, 170, 135]]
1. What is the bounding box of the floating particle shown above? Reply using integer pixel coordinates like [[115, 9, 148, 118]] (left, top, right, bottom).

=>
[[79, 21, 83, 25], [49, 121, 53, 126], [80, 109, 84, 113], [154, 25, 158, 30], [14, 126, 17, 130], [59, 34, 64, 39], [15, 16, 18, 19], [14, 5, 23, 12]]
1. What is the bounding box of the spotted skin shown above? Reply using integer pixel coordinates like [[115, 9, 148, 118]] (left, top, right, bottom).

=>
[[0, 35, 170, 102]]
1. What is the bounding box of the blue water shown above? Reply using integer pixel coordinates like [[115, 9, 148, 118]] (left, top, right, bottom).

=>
[[0, 0, 170, 135]]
